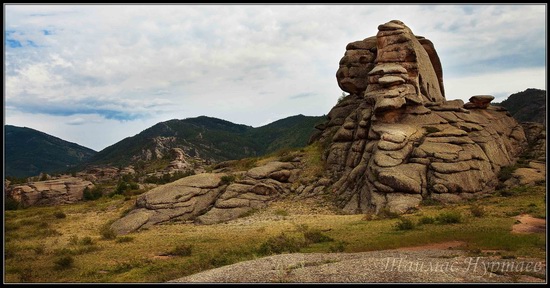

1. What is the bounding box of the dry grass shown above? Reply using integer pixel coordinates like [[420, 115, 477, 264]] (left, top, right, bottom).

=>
[[4, 184, 546, 283]]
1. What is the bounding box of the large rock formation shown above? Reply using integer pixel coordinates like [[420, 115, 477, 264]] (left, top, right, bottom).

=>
[[111, 20, 530, 233], [7, 177, 94, 206], [111, 161, 300, 234], [311, 20, 526, 213]]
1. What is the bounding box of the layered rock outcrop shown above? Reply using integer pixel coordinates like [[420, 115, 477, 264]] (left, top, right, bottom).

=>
[[312, 20, 527, 213], [111, 161, 300, 234], [8, 177, 94, 206]]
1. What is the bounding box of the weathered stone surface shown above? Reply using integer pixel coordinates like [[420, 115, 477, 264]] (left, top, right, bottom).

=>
[[386, 193, 422, 213], [111, 209, 155, 235], [377, 164, 424, 194], [311, 19, 527, 215], [246, 162, 295, 179], [503, 161, 546, 188], [465, 95, 494, 109], [378, 75, 406, 86], [112, 160, 297, 233], [368, 63, 408, 75], [8, 177, 94, 206], [511, 167, 546, 186], [196, 207, 253, 225], [431, 193, 463, 204], [430, 162, 471, 174], [521, 122, 546, 162]]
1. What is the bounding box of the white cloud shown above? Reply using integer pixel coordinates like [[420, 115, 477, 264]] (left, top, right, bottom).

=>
[[4, 4, 546, 151], [444, 67, 547, 103]]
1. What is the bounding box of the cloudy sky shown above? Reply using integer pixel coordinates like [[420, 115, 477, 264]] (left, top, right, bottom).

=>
[[4, 4, 546, 151]]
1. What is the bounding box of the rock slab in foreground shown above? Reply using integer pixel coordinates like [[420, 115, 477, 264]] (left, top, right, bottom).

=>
[[169, 250, 544, 283]]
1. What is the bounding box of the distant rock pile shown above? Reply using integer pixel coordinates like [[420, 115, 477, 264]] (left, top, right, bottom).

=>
[[311, 20, 526, 213], [8, 177, 94, 206]]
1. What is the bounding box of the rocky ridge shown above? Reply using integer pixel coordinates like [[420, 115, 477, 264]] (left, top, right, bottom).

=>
[[310, 20, 526, 213], [111, 20, 536, 234]]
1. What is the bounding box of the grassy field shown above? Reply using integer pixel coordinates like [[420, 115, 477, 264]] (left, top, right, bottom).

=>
[[4, 184, 546, 283]]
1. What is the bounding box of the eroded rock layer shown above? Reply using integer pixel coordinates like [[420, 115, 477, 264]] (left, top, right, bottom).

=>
[[312, 20, 526, 213]]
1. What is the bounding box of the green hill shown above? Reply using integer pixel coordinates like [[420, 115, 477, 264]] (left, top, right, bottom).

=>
[[4, 125, 97, 178], [85, 115, 326, 167], [494, 88, 546, 125]]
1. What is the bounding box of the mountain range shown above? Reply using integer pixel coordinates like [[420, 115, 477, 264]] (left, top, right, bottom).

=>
[[86, 114, 325, 168], [4, 114, 325, 178], [5, 125, 97, 178]]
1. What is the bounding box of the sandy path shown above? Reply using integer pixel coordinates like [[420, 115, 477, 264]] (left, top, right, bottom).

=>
[[512, 214, 546, 234]]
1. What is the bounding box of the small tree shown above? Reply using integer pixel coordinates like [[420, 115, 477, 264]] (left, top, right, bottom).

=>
[[337, 92, 349, 104], [39, 173, 48, 181]]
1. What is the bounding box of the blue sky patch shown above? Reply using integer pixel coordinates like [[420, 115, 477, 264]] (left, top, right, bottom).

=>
[[6, 39, 22, 48]]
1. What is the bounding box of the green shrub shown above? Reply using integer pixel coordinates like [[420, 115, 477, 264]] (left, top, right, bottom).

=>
[[54, 255, 74, 270], [501, 255, 517, 259], [378, 208, 400, 219], [143, 170, 195, 185], [337, 92, 349, 104], [328, 241, 346, 253], [208, 249, 250, 268], [53, 210, 66, 219], [470, 205, 486, 218], [73, 245, 100, 255], [168, 244, 193, 256], [435, 211, 462, 224], [99, 223, 116, 240], [534, 179, 546, 186], [220, 174, 236, 185], [303, 229, 334, 244], [498, 165, 517, 182], [395, 218, 416, 230], [69, 235, 79, 245], [18, 268, 33, 282], [499, 186, 530, 197], [238, 208, 259, 218], [5, 221, 21, 231], [79, 236, 94, 245], [5, 195, 22, 210], [418, 216, 435, 225], [115, 236, 134, 243], [420, 198, 442, 206], [274, 209, 289, 217], [258, 233, 304, 255], [32, 245, 45, 255], [499, 190, 514, 197], [5, 175, 28, 185], [279, 154, 296, 162], [39, 173, 48, 181], [83, 186, 103, 201]]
